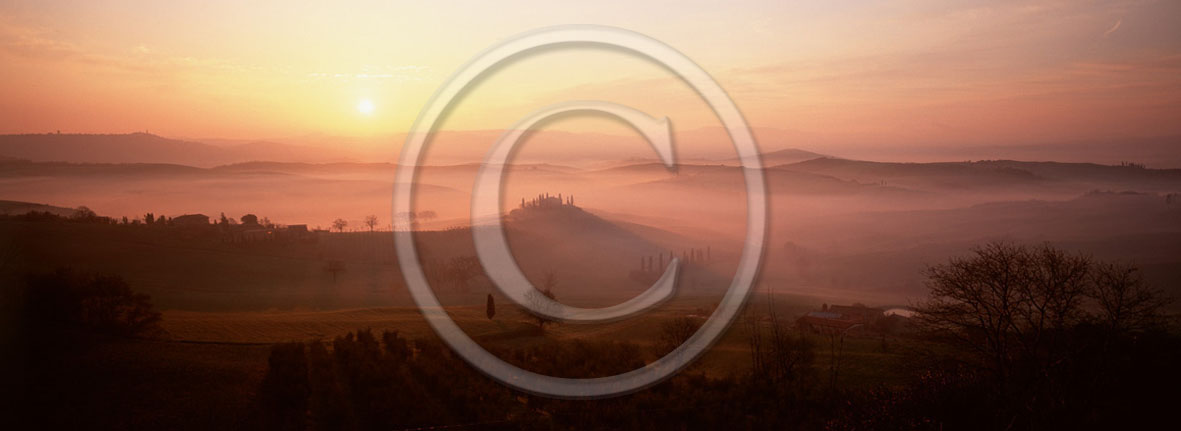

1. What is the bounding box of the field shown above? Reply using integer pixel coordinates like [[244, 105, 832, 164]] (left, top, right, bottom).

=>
[[5, 176, 1178, 428], [158, 301, 862, 380]]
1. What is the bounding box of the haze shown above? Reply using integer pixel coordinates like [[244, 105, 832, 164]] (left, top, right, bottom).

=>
[[2, 0, 1180, 151], [4, 2, 1181, 429]]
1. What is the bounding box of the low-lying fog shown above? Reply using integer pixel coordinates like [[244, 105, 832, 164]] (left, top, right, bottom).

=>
[[2, 132, 1180, 306]]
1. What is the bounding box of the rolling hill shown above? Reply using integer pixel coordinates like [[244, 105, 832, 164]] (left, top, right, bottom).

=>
[[725, 148, 829, 166], [0, 200, 76, 216], [0, 133, 353, 166]]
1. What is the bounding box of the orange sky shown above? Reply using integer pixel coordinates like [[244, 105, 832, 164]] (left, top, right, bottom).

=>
[[1, 0, 1179, 148]]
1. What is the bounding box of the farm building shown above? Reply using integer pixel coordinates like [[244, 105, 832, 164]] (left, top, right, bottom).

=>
[[796, 304, 885, 334]]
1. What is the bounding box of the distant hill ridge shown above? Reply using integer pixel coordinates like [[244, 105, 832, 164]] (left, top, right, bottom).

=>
[[0, 132, 348, 167], [3, 154, 1178, 195], [725, 148, 830, 166], [0, 200, 76, 216], [780, 158, 1181, 189]]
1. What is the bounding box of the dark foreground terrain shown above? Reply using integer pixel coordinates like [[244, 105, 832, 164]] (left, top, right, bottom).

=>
[[2, 191, 1180, 429], [3, 216, 1178, 430]]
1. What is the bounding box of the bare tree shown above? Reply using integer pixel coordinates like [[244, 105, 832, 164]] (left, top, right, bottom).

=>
[[744, 305, 766, 376], [767, 287, 815, 386], [746, 285, 815, 386], [912, 242, 1176, 427], [916, 243, 1092, 385], [525, 271, 559, 329], [331, 218, 348, 233], [446, 256, 481, 292], [658, 317, 700, 354], [363, 215, 378, 232], [1089, 261, 1170, 333], [822, 324, 854, 389], [22, 270, 162, 336], [324, 260, 345, 282], [72, 206, 97, 220]]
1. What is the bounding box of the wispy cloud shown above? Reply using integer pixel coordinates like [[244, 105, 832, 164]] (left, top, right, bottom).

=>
[[306, 66, 429, 82], [1103, 19, 1122, 37]]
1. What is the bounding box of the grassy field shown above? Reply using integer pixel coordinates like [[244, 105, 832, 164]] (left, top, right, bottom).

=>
[[5, 218, 920, 429], [160, 297, 914, 388]]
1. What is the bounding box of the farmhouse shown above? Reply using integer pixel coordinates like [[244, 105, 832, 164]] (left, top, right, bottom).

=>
[[796, 303, 884, 334]]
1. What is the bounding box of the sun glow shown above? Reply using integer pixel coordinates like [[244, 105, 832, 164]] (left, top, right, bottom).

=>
[[356, 99, 375, 116]]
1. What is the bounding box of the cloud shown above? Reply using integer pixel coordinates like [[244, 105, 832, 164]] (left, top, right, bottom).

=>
[[0, 18, 82, 61], [1103, 19, 1122, 37], [0, 17, 285, 83], [305, 65, 430, 82]]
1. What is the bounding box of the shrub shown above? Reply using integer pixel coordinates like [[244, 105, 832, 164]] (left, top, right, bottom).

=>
[[22, 269, 161, 337]]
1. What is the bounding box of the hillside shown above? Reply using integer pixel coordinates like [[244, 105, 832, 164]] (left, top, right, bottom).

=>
[[777, 158, 1181, 198], [0, 158, 469, 228], [626, 163, 920, 196], [0, 133, 351, 166], [0, 200, 75, 216], [762, 191, 1181, 297], [0, 200, 727, 312], [780, 158, 1046, 189], [0, 159, 210, 178], [724, 148, 829, 166]]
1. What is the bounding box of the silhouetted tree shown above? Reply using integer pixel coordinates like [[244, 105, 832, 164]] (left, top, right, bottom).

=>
[[305, 341, 349, 430], [324, 260, 345, 282], [914, 242, 1174, 428], [747, 287, 816, 386], [363, 215, 378, 232], [258, 342, 309, 431], [446, 256, 480, 292], [69, 206, 98, 222], [21, 269, 161, 336], [658, 317, 700, 354], [823, 325, 852, 389], [1089, 261, 1170, 333], [241, 214, 259, 225], [526, 272, 560, 329], [917, 243, 1091, 386], [331, 218, 348, 232]]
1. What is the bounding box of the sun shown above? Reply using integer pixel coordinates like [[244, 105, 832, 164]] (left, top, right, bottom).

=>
[[356, 99, 375, 116]]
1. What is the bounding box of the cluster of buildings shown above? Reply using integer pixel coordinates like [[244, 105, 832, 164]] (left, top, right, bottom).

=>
[[796, 304, 887, 334], [520, 193, 575, 209], [170, 213, 313, 243]]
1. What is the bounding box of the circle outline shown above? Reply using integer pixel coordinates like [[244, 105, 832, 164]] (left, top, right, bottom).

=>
[[393, 24, 767, 399]]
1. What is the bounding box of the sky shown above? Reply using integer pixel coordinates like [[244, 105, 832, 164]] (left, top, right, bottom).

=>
[[1, 0, 1179, 150]]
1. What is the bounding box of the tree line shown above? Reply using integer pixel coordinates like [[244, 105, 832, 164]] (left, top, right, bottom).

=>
[[254, 241, 1176, 430]]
